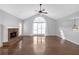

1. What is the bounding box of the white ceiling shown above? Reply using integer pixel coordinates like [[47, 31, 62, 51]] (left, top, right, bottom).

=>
[[0, 4, 79, 20]]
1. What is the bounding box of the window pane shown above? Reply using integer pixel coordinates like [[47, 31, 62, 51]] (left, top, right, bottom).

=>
[[33, 23, 37, 34], [34, 17, 46, 22], [33, 17, 46, 35]]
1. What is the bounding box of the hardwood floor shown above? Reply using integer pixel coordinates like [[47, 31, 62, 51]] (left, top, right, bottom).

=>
[[0, 36, 79, 55]]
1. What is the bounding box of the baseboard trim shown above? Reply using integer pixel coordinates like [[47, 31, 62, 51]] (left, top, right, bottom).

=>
[[22, 35, 59, 37], [66, 39, 79, 46], [56, 35, 79, 46], [23, 34, 58, 36]]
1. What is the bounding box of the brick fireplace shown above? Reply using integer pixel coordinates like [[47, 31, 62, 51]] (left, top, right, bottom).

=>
[[8, 28, 18, 40]]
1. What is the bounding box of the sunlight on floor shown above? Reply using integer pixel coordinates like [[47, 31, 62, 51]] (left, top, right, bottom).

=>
[[18, 40, 22, 49], [33, 36, 46, 54], [59, 28, 66, 44]]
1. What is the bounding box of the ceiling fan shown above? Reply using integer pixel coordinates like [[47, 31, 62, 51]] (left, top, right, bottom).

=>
[[35, 4, 48, 14]]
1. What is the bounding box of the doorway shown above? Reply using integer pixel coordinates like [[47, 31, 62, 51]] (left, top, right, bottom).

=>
[[33, 17, 46, 36]]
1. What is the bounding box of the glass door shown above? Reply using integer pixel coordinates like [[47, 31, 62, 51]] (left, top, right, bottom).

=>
[[33, 17, 46, 36]]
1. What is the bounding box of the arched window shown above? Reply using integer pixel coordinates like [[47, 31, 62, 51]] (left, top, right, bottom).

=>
[[33, 17, 46, 35], [33, 17, 46, 23]]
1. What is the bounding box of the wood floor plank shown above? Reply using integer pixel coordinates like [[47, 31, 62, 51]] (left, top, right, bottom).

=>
[[0, 36, 79, 55]]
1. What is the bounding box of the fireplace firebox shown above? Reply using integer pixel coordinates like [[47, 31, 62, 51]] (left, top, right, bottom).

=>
[[10, 32, 17, 39], [8, 28, 18, 40]]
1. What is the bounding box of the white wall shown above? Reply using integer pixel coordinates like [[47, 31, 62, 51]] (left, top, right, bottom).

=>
[[0, 24, 3, 47], [0, 10, 21, 46], [23, 14, 57, 36], [0, 10, 21, 28], [57, 11, 79, 45]]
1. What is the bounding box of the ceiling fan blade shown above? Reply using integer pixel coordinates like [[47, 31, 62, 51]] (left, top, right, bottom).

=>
[[42, 9, 45, 11], [42, 12, 48, 14], [35, 10, 38, 12]]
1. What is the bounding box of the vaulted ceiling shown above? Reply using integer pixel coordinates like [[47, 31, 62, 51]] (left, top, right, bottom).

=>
[[0, 4, 79, 20]]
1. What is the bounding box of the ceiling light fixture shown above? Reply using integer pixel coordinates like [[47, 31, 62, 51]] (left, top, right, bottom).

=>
[[72, 18, 78, 32], [35, 4, 48, 14]]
